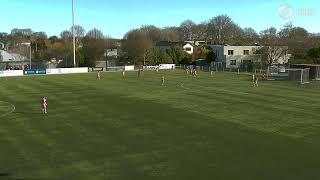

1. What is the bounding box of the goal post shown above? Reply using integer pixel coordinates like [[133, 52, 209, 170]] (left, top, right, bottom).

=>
[[288, 68, 310, 84]]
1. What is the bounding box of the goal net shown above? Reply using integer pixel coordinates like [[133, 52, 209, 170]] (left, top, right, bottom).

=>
[[267, 65, 288, 80], [288, 68, 310, 84]]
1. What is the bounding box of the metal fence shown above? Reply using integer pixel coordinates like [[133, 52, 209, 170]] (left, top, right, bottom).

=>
[[177, 63, 268, 74]]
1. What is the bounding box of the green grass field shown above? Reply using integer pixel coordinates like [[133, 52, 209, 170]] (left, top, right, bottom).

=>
[[1, 70, 320, 180]]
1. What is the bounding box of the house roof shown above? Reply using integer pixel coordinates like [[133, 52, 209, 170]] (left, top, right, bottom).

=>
[[156, 41, 193, 47], [156, 41, 172, 47], [293, 64, 320, 67]]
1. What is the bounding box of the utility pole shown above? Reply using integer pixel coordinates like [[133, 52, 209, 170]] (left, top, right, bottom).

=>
[[29, 43, 32, 69], [72, 0, 76, 67]]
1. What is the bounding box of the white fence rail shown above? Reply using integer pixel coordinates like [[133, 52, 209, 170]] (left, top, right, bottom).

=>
[[0, 70, 24, 77]]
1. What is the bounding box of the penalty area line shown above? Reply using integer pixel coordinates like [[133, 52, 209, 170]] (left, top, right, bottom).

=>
[[0, 101, 16, 118]]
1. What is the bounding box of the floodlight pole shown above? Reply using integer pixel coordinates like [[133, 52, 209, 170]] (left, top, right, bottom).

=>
[[72, 0, 76, 67], [29, 43, 32, 69]]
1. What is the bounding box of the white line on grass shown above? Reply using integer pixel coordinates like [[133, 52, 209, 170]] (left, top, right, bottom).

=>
[[0, 101, 16, 118]]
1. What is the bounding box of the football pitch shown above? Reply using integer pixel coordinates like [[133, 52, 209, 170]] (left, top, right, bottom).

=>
[[0, 70, 320, 180]]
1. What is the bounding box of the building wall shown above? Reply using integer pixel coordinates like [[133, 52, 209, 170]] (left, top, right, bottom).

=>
[[209, 45, 224, 62], [225, 55, 262, 68], [224, 46, 263, 68], [223, 46, 262, 56]]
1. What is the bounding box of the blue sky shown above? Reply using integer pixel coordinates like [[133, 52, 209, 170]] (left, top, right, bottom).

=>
[[0, 0, 319, 38]]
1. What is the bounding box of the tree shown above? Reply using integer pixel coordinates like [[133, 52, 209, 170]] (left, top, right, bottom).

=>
[[123, 29, 153, 65], [31, 32, 48, 52], [60, 30, 72, 42], [242, 27, 259, 45], [179, 20, 196, 41], [205, 47, 216, 64], [278, 23, 293, 38], [160, 27, 179, 42], [71, 25, 86, 39], [86, 28, 104, 39], [76, 48, 86, 66], [307, 48, 320, 63], [147, 48, 173, 64], [260, 27, 278, 45], [166, 46, 191, 64], [0, 32, 9, 44], [48, 36, 59, 44], [207, 15, 243, 44], [71, 25, 86, 47], [194, 22, 208, 41], [258, 46, 289, 65], [140, 25, 161, 42], [82, 37, 105, 66]]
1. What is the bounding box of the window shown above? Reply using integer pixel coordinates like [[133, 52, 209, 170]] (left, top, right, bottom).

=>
[[243, 50, 249, 55], [185, 47, 192, 51], [230, 60, 237, 66], [228, 50, 234, 55]]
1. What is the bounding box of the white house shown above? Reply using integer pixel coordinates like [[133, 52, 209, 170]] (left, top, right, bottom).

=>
[[183, 43, 194, 55], [209, 45, 290, 68], [106, 48, 118, 58]]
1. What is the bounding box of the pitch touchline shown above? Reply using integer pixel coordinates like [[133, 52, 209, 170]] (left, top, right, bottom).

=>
[[0, 101, 16, 118]]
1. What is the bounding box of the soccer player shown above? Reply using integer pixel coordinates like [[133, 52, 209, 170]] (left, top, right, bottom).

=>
[[192, 68, 197, 77], [41, 96, 47, 114], [252, 73, 258, 87], [122, 70, 126, 79], [161, 76, 165, 86], [255, 75, 259, 87], [97, 71, 101, 80]]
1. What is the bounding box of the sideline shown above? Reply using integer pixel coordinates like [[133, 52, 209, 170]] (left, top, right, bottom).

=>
[[0, 101, 16, 118]]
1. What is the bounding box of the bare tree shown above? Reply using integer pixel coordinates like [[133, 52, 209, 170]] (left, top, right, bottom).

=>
[[207, 15, 242, 44], [260, 27, 278, 45], [258, 46, 289, 65], [70, 25, 86, 38], [86, 28, 104, 39], [160, 27, 179, 42], [60, 30, 72, 42], [179, 20, 196, 41], [123, 29, 153, 65], [140, 25, 161, 42], [70, 25, 86, 47]]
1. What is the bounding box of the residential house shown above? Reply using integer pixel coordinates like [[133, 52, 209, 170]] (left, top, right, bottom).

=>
[[208, 45, 290, 68], [183, 43, 194, 55], [156, 41, 172, 50], [184, 40, 207, 46], [106, 48, 119, 58]]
